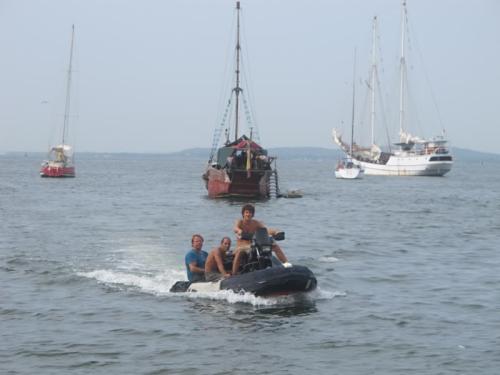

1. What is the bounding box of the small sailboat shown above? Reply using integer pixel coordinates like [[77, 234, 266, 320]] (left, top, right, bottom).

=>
[[335, 50, 364, 180], [202, 1, 279, 198], [40, 25, 76, 178], [335, 158, 364, 179], [333, 2, 453, 177]]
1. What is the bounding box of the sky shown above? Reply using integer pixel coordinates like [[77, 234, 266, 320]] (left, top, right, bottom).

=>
[[1, 0, 499, 154]]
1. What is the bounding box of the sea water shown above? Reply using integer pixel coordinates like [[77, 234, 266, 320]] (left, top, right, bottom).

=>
[[1, 153, 499, 374]]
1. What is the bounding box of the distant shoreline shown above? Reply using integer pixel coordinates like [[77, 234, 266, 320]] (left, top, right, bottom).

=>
[[2, 147, 499, 160]]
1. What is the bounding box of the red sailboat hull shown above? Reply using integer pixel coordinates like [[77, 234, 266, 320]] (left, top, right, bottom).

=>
[[40, 164, 75, 178]]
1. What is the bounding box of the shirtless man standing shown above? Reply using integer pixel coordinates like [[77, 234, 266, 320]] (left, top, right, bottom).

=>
[[232, 204, 289, 275], [204, 237, 232, 281]]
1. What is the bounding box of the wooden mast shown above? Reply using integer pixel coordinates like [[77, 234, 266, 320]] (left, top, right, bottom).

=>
[[233, 1, 242, 142]]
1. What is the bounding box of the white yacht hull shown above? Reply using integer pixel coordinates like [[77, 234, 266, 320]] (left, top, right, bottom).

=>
[[335, 167, 364, 179], [355, 154, 452, 176]]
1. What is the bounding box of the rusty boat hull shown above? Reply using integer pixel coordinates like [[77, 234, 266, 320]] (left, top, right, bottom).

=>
[[203, 167, 271, 199]]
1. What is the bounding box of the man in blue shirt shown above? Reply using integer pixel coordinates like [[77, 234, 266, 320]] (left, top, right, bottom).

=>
[[185, 234, 208, 282]]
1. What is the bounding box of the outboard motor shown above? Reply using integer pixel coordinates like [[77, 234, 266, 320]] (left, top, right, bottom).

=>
[[241, 228, 285, 273], [254, 227, 272, 248], [253, 227, 273, 269]]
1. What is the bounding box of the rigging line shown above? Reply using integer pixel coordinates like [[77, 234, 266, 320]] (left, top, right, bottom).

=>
[[209, 96, 233, 162], [375, 22, 386, 91], [240, 57, 260, 143], [405, 78, 425, 139], [245, 72, 261, 143], [226, 95, 235, 141], [359, 79, 370, 145], [214, 7, 238, 140], [239, 11, 261, 141], [370, 26, 391, 150], [406, 14, 445, 131], [375, 70, 391, 152], [386, 63, 401, 139], [402, 4, 432, 139], [338, 79, 352, 137], [46, 78, 59, 149], [373, 18, 393, 151], [399, 57, 407, 136], [239, 61, 252, 128], [70, 39, 80, 154], [241, 59, 261, 143], [242, 95, 260, 144], [209, 6, 240, 163], [62, 25, 75, 146]]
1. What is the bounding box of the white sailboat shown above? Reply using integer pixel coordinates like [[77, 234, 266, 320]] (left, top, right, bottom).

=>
[[335, 50, 364, 180], [335, 158, 364, 179], [333, 1, 453, 177]]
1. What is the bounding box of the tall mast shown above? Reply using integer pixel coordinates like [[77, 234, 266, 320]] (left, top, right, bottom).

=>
[[350, 49, 356, 156], [233, 1, 242, 142], [62, 24, 75, 145], [399, 1, 406, 137], [370, 16, 377, 146]]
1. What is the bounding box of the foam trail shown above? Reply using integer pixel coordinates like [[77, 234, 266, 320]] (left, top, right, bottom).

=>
[[79, 269, 343, 306], [313, 287, 346, 300], [78, 269, 183, 296], [177, 289, 281, 306], [79, 269, 281, 306]]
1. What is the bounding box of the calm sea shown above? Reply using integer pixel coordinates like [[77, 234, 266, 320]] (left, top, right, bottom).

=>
[[1, 153, 499, 374]]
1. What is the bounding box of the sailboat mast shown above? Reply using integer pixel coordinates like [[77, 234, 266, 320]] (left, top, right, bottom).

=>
[[350, 49, 356, 156], [62, 24, 75, 146], [370, 16, 377, 146], [399, 1, 406, 137], [233, 1, 242, 142]]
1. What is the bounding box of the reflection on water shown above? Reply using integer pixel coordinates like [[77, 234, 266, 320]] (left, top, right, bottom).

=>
[[191, 293, 316, 315], [188, 293, 318, 333], [257, 294, 318, 317]]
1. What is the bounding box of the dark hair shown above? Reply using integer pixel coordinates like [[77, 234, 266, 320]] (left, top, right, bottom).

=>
[[241, 204, 255, 217], [220, 236, 231, 244], [191, 234, 204, 244]]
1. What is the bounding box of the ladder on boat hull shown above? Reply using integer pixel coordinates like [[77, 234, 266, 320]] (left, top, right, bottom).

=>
[[268, 170, 281, 198]]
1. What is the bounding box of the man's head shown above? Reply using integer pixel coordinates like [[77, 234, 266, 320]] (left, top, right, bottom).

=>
[[220, 237, 231, 252], [191, 234, 204, 250], [241, 204, 255, 218]]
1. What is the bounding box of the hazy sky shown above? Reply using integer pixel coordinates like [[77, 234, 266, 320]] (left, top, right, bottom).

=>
[[1, 0, 499, 154]]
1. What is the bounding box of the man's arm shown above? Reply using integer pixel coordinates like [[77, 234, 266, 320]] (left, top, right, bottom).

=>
[[186, 253, 205, 274], [268, 228, 279, 236], [214, 251, 228, 275], [189, 262, 205, 273], [233, 219, 243, 237]]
